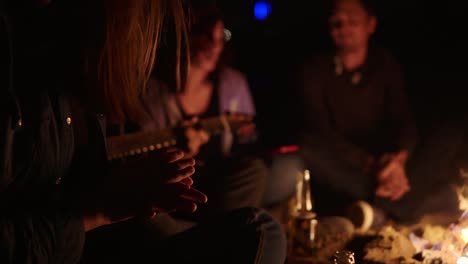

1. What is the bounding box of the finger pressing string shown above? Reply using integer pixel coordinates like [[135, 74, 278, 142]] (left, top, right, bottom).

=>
[[180, 177, 194, 186], [179, 187, 208, 203], [174, 158, 196, 170], [166, 166, 196, 183], [167, 150, 185, 162]]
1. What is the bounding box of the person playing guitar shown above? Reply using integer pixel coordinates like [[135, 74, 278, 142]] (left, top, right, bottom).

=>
[[140, 3, 267, 226]]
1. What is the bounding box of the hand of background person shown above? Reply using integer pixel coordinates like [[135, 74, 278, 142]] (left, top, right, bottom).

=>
[[375, 150, 410, 201], [379, 150, 408, 168]]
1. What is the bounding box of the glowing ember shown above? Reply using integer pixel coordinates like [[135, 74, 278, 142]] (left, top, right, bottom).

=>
[[458, 256, 468, 264], [461, 211, 468, 221], [461, 229, 468, 244], [407, 206, 468, 263], [458, 169, 468, 211]]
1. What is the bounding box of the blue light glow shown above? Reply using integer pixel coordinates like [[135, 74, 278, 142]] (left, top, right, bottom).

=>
[[254, 1, 272, 21]]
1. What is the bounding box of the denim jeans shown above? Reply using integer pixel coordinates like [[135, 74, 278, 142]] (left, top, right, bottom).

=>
[[81, 207, 287, 264], [192, 157, 268, 219], [262, 153, 303, 207]]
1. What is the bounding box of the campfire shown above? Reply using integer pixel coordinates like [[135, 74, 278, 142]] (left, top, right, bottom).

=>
[[286, 169, 468, 263], [404, 170, 468, 263]]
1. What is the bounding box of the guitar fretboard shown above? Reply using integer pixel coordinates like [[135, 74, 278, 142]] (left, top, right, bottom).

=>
[[106, 115, 253, 160]]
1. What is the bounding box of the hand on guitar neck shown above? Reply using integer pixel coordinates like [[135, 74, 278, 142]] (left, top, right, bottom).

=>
[[178, 117, 210, 157], [106, 113, 255, 160], [177, 114, 256, 157]]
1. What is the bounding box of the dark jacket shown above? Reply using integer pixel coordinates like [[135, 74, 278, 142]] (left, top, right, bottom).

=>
[[299, 48, 418, 168], [298, 47, 418, 202], [1, 91, 89, 264], [1, 3, 108, 263]]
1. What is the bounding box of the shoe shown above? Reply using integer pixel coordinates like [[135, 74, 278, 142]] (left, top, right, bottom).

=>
[[346, 200, 386, 232]]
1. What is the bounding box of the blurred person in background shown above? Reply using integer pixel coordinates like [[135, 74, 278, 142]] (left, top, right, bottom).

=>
[[298, 0, 461, 229], [297, 0, 426, 229], [142, 2, 270, 224]]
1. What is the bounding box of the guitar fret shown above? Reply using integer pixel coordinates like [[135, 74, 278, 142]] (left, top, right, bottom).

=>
[[106, 114, 253, 161]]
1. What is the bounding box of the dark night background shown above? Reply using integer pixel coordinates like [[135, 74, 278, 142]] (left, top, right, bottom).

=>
[[215, 0, 468, 152]]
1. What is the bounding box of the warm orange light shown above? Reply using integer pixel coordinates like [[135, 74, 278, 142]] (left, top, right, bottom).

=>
[[458, 256, 468, 264], [461, 228, 468, 244]]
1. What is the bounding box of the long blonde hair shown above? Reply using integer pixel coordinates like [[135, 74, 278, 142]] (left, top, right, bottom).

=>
[[87, 0, 189, 123]]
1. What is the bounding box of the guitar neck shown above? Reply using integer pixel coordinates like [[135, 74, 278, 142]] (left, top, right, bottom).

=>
[[106, 128, 177, 160], [106, 115, 253, 160]]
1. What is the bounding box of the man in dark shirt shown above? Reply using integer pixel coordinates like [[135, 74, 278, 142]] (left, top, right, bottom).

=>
[[298, 0, 419, 227]]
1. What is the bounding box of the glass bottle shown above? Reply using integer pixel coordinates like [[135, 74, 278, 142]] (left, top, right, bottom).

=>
[[295, 169, 314, 215], [288, 170, 318, 258]]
